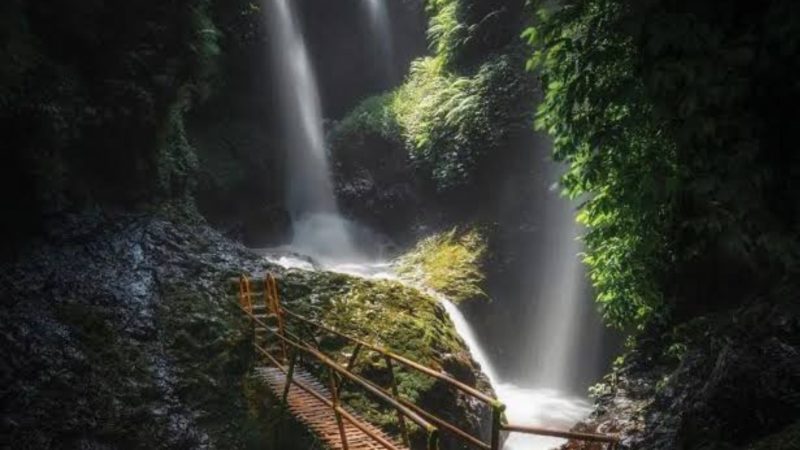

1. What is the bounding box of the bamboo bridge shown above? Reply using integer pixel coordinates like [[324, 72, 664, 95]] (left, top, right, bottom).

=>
[[234, 273, 619, 450]]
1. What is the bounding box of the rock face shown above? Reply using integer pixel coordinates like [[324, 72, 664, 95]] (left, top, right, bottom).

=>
[[564, 301, 800, 450], [0, 213, 274, 448], [1, 212, 496, 449], [331, 127, 427, 245]]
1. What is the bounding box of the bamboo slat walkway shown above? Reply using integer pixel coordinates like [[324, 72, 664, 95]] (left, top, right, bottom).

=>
[[257, 366, 408, 450]]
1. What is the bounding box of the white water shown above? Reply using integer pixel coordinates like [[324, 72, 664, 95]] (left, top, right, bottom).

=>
[[441, 299, 591, 450], [263, 0, 361, 262], [517, 166, 603, 391], [361, 0, 395, 81]]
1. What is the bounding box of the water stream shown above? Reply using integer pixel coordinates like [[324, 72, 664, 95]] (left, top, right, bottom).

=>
[[263, 0, 362, 263], [440, 299, 591, 449]]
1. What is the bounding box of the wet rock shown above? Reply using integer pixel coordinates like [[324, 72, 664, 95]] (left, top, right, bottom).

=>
[[562, 301, 800, 450], [1, 212, 496, 449], [0, 212, 273, 448]]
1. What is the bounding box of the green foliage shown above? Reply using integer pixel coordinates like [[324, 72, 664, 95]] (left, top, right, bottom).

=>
[[395, 228, 487, 303], [525, 1, 675, 329], [157, 100, 200, 206], [332, 93, 401, 143], [334, 54, 533, 193], [331, 0, 534, 194], [187, 0, 221, 101], [0, 0, 223, 233], [426, 0, 466, 69], [526, 0, 800, 329], [425, 0, 528, 71]]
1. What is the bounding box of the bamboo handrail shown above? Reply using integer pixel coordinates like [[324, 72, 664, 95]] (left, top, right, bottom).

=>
[[236, 273, 618, 450], [281, 306, 500, 406], [242, 303, 439, 438], [501, 424, 619, 448]]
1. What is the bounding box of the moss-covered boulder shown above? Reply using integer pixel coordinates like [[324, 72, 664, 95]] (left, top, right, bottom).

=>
[[395, 228, 487, 304], [244, 268, 498, 450]]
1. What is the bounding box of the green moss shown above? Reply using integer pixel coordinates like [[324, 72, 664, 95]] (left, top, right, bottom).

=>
[[273, 270, 482, 439], [395, 228, 487, 304], [332, 93, 401, 144], [280, 272, 465, 368], [157, 283, 270, 448]]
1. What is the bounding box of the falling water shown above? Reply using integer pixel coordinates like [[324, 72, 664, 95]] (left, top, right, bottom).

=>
[[441, 299, 592, 450], [260, 5, 604, 448], [361, 0, 396, 81], [520, 162, 602, 391], [262, 0, 361, 263]]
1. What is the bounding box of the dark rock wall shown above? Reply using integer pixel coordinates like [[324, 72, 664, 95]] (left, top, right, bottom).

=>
[[567, 299, 800, 449], [0, 214, 283, 448], [0, 0, 224, 257]]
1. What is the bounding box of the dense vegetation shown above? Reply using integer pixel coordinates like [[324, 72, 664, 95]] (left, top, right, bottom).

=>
[[526, 0, 800, 329], [331, 0, 533, 195], [0, 0, 221, 233]]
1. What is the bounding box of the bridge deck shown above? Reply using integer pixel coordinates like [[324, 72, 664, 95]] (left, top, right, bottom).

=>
[[257, 366, 409, 450]]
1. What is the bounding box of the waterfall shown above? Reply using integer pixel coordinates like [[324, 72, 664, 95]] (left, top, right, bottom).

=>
[[519, 163, 603, 391], [361, 0, 396, 82], [259, 5, 604, 449], [441, 298, 591, 450], [263, 0, 361, 263]]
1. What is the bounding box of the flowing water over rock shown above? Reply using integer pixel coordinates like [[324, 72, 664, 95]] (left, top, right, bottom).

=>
[[440, 299, 592, 450]]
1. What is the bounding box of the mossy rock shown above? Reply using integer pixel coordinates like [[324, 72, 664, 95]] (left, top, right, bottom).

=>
[[239, 269, 495, 449]]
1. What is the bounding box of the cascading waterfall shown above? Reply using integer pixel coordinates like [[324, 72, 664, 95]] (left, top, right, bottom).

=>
[[522, 166, 599, 390], [361, 0, 396, 82], [442, 297, 592, 450], [261, 4, 605, 449], [263, 0, 362, 263]]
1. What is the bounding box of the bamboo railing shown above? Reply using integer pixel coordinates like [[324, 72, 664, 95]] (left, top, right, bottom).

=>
[[236, 273, 619, 450]]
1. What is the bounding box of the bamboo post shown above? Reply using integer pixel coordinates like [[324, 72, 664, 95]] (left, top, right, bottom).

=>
[[337, 343, 363, 397], [282, 351, 298, 404], [266, 273, 288, 362], [427, 428, 440, 450], [328, 368, 350, 450], [239, 275, 253, 313], [347, 344, 363, 371], [384, 355, 411, 447], [490, 403, 505, 450]]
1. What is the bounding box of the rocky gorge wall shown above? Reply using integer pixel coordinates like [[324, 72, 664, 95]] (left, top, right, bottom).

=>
[[0, 212, 496, 449]]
